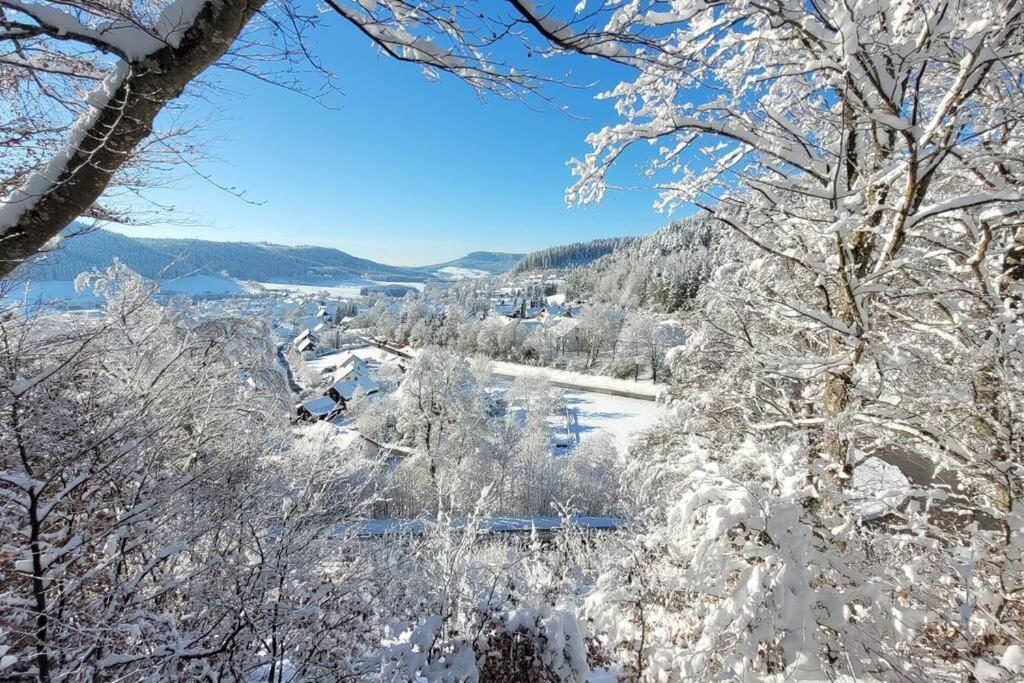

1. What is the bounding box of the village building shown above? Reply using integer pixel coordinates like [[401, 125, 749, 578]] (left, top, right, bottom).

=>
[[292, 328, 318, 354], [326, 367, 379, 404], [296, 395, 344, 422], [334, 353, 370, 376], [535, 305, 574, 321]]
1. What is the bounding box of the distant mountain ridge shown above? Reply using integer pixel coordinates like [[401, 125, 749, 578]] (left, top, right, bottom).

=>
[[15, 225, 521, 283], [426, 251, 525, 274]]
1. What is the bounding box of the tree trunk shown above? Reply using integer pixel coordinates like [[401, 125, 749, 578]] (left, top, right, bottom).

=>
[[0, 0, 265, 279]]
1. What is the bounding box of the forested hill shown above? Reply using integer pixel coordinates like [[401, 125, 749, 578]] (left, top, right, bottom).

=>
[[15, 226, 519, 283], [425, 251, 525, 274], [564, 213, 719, 312], [509, 237, 634, 273]]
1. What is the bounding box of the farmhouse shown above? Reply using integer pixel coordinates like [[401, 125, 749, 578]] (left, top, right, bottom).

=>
[[536, 306, 574, 321], [292, 328, 318, 353], [296, 396, 344, 422], [326, 367, 379, 404], [334, 353, 370, 376]]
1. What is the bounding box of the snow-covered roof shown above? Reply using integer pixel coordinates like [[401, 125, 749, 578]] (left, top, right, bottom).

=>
[[336, 353, 369, 372], [301, 396, 338, 416], [296, 337, 315, 353], [331, 360, 370, 384], [328, 372, 378, 401], [539, 305, 567, 317], [547, 318, 579, 335]]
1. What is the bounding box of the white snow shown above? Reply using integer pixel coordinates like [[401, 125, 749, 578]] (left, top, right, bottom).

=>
[[490, 377, 665, 455], [159, 275, 246, 295], [304, 347, 397, 377], [438, 266, 489, 279], [488, 359, 665, 400], [852, 457, 910, 519], [2, 275, 243, 306], [560, 387, 665, 454]]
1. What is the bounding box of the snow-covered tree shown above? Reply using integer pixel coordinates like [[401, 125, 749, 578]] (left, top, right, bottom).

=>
[[509, 0, 1024, 676]]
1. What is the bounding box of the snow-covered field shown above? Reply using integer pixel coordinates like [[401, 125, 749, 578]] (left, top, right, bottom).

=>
[[437, 266, 489, 279], [255, 280, 425, 297], [357, 344, 665, 401], [560, 387, 666, 454], [489, 377, 666, 455], [160, 275, 247, 295], [303, 345, 666, 456]]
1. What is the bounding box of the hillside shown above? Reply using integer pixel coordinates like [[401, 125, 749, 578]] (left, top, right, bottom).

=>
[[510, 237, 634, 273], [425, 251, 524, 276], [563, 214, 719, 312], [14, 226, 517, 284]]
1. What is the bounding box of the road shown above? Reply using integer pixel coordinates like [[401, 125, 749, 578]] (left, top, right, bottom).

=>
[[871, 445, 997, 530]]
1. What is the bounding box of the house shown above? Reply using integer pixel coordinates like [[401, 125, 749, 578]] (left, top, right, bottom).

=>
[[548, 318, 581, 354], [326, 367, 379, 404], [292, 328, 318, 354], [296, 396, 344, 422], [333, 353, 370, 375], [536, 306, 570, 321], [493, 302, 516, 316]]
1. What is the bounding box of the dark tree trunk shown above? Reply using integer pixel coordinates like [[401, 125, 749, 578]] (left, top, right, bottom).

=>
[[0, 0, 265, 279]]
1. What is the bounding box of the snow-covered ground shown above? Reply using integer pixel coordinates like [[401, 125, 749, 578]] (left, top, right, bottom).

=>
[[437, 266, 489, 279], [254, 280, 425, 297], [560, 387, 666, 454], [489, 378, 666, 456], [304, 346, 398, 378], [160, 275, 247, 295], [302, 345, 666, 456], [357, 343, 664, 401]]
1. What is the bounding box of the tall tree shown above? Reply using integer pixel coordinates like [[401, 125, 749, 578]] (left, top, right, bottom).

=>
[[0, 0, 565, 278]]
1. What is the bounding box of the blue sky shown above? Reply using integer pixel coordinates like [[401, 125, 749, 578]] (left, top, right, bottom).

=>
[[113, 12, 675, 266]]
